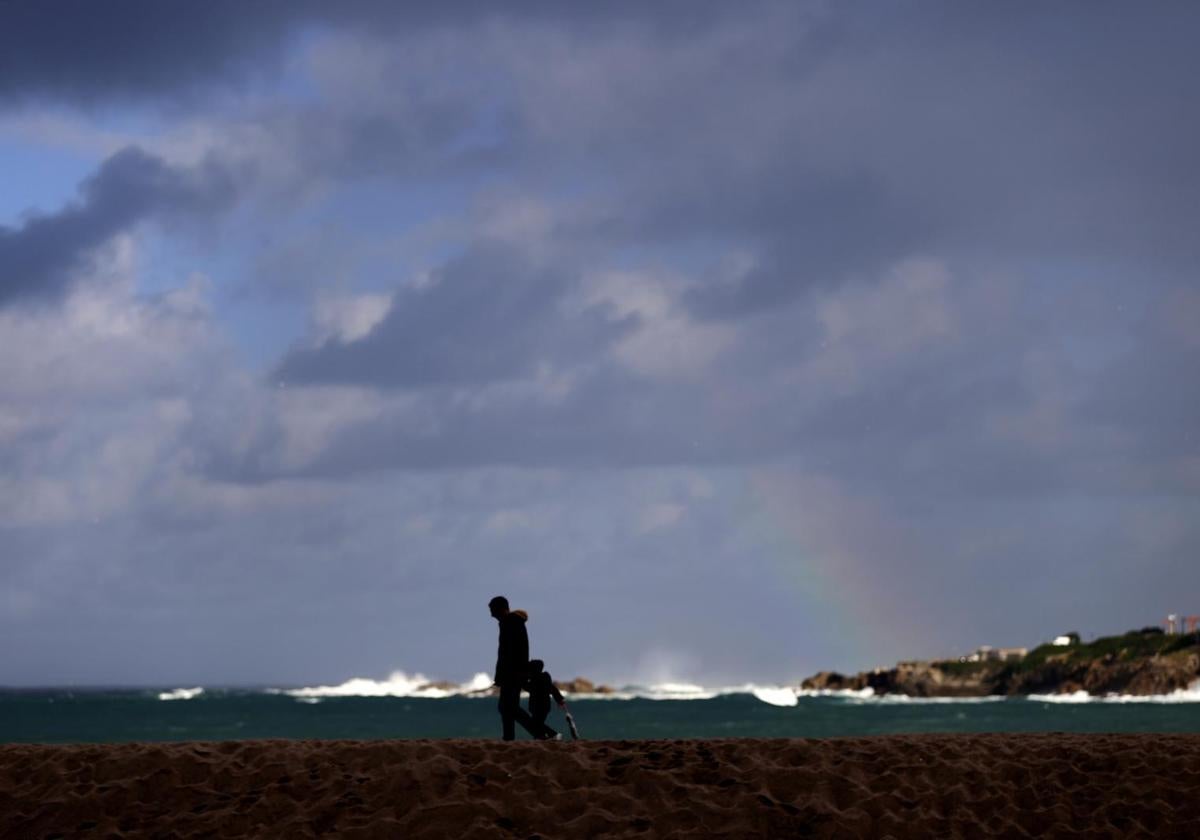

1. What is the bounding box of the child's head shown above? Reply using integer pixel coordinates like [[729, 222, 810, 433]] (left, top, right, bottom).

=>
[[528, 659, 545, 675]]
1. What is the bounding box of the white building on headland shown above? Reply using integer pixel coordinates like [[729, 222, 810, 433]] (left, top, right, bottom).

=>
[[1164, 614, 1199, 634], [964, 645, 1028, 662]]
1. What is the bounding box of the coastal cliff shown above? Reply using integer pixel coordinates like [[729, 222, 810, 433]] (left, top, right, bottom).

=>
[[802, 629, 1200, 698]]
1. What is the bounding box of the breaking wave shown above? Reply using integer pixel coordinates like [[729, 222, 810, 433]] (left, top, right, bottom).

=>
[[794, 688, 1008, 704], [274, 671, 494, 699], [269, 674, 805, 705], [264, 672, 1200, 706], [1029, 681, 1200, 704], [157, 687, 204, 701]]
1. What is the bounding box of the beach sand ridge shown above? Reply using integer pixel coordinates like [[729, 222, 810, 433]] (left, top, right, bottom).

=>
[[3, 734, 1200, 838]]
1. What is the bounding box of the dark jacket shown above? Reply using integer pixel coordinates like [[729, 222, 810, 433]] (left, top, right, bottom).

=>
[[494, 610, 529, 685], [525, 670, 565, 712]]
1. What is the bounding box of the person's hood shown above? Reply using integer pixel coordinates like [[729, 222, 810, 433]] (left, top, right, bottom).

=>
[[511, 609, 528, 622]]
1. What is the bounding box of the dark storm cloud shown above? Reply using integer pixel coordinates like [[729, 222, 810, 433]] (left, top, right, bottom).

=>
[[0, 0, 743, 107], [6, 2, 1200, 688], [0, 1, 301, 105], [0, 147, 239, 305], [206, 2, 1200, 494]]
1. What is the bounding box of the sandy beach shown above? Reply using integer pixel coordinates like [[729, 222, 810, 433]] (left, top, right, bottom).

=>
[[2, 734, 1199, 838]]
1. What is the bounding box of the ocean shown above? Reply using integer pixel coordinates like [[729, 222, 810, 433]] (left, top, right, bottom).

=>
[[5, 681, 1200, 744]]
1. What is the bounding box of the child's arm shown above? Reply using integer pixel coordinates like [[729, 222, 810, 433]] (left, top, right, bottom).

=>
[[548, 674, 565, 706]]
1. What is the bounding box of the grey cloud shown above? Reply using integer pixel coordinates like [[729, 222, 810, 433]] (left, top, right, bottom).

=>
[[0, 147, 240, 306], [275, 244, 628, 388], [512, 4, 1200, 317], [0, 1, 744, 108], [6, 2, 1200, 687], [1078, 336, 1200, 472], [234, 267, 1196, 510], [0, 1, 301, 106]]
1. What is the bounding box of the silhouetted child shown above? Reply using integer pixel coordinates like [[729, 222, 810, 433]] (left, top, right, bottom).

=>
[[524, 659, 565, 741]]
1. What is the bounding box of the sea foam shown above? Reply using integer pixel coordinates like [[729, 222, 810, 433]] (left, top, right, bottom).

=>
[[278, 671, 494, 699], [157, 687, 204, 701], [561, 682, 803, 705], [794, 687, 1009, 704], [269, 673, 1200, 705], [1029, 680, 1200, 704], [272, 674, 808, 705]]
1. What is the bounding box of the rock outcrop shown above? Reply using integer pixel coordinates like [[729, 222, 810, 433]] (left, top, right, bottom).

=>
[[554, 677, 616, 695], [1005, 650, 1200, 696], [802, 664, 1003, 697], [801, 631, 1200, 698], [458, 676, 616, 696]]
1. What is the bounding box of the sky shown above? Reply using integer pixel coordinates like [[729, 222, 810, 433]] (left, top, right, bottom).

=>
[[2, 1, 1199, 688]]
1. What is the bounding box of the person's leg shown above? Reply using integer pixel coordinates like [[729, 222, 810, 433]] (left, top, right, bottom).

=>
[[511, 685, 542, 738], [536, 715, 559, 740], [498, 683, 518, 741], [530, 701, 558, 739], [499, 681, 541, 739]]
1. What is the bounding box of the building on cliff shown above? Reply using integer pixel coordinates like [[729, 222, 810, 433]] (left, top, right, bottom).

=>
[[1163, 614, 1200, 634], [965, 645, 1027, 662]]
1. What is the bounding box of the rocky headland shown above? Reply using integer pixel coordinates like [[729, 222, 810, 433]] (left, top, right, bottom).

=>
[[447, 677, 617, 697], [802, 628, 1200, 698]]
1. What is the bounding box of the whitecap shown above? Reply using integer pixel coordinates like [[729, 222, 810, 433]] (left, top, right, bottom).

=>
[[795, 687, 1009, 704], [158, 687, 204, 701], [1029, 681, 1200, 704], [796, 687, 877, 700], [568, 682, 802, 704], [277, 670, 494, 699], [749, 686, 799, 707], [869, 694, 1007, 704]]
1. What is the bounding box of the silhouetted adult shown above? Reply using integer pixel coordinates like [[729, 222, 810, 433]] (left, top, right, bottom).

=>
[[489, 595, 539, 740]]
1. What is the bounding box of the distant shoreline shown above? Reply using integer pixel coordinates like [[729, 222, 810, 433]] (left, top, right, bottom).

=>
[[802, 628, 1200, 698]]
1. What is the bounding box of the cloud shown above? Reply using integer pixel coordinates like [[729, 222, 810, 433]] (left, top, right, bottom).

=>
[[5, 2, 1200, 686], [275, 243, 628, 389], [0, 146, 240, 306], [0, 2, 756, 108], [0, 237, 225, 526], [586, 270, 736, 380], [0, 0, 301, 106], [311, 292, 393, 344], [637, 502, 686, 534]]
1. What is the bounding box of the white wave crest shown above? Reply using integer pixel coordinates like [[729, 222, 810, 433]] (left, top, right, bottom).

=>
[[869, 694, 1007, 704], [796, 687, 878, 700], [278, 671, 494, 699], [270, 673, 1196, 706], [1030, 681, 1200, 704], [631, 682, 719, 701], [750, 686, 800, 707], [795, 687, 1008, 704], [158, 687, 204, 701], [573, 682, 803, 704]]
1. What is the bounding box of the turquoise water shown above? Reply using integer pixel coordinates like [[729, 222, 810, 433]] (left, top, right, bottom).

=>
[[3, 690, 1200, 744]]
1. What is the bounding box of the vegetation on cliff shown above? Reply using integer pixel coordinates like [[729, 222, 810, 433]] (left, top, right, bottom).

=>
[[803, 629, 1200, 697]]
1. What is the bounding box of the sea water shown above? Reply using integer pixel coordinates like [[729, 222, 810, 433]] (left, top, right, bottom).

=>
[[4, 683, 1200, 744]]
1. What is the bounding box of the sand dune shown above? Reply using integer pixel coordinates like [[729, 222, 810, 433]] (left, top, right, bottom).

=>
[[3, 734, 1199, 838]]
